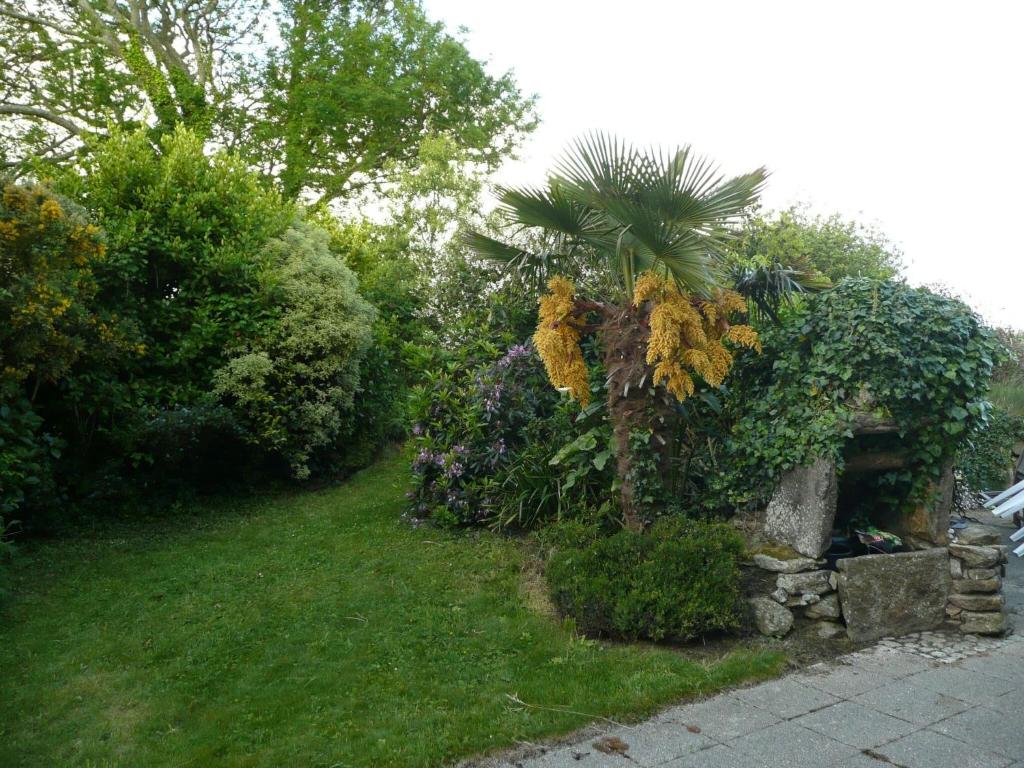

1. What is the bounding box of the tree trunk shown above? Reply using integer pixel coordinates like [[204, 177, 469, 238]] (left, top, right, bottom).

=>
[[600, 306, 677, 530]]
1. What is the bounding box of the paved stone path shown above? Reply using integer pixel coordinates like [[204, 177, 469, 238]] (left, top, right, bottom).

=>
[[495, 541, 1024, 768], [499, 633, 1024, 767]]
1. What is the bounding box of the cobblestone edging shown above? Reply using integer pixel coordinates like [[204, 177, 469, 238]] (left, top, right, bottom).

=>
[[871, 629, 1016, 664]]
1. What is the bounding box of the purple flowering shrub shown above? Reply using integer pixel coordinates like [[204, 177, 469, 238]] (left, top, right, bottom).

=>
[[408, 343, 605, 527]]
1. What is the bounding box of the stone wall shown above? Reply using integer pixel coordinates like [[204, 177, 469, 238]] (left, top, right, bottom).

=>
[[946, 540, 1009, 636], [746, 552, 844, 640], [746, 539, 1011, 643]]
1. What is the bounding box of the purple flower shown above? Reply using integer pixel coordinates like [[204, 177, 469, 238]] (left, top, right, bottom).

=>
[[497, 344, 531, 369], [412, 423, 423, 436]]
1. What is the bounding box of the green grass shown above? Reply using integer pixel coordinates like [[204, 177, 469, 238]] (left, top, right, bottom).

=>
[[0, 455, 784, 768], [991, 380, 1024, 419]]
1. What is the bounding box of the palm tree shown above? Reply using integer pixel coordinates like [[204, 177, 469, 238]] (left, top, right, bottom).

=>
[[465, 134, 767, 528]]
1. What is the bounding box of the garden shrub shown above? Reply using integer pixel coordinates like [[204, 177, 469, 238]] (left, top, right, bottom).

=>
[[1, 129, 391, 522], [545, 516, 746, 642], [320, 218, 433, 472], [957, 406, 1024, 493], [717, 279, 1002, 510], [54, 127, 297, 411], [0, 398, 59, 518], [0, 179, 134, 521], [408, 342, 613, 528], [213, 223, 375, 479]]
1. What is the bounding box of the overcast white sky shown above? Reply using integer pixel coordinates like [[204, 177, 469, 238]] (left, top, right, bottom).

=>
[[424, 0, 1023, 329]]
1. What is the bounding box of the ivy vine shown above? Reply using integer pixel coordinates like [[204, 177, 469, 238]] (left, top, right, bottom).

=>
[[719, 279, 1003, 508]]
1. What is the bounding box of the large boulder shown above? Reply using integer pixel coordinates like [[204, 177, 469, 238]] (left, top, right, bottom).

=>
[[903, 462, 953, 548], [748, 597, 794, 637], [764, 458, 837, 559], [837, 549, 950, 642]]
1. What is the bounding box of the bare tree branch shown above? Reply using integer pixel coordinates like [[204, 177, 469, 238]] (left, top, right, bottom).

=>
[[0, 104, 83, 135]]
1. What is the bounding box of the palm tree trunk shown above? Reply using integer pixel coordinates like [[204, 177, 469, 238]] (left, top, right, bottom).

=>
[[600, 306, 676, 530]]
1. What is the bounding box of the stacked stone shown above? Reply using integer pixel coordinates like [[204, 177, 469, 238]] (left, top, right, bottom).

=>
[[946, 541, 1008, 635], [748, 553, 843, 639]]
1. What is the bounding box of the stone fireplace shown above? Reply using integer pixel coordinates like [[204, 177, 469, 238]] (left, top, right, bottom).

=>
[[746, 409, 1009, 642]]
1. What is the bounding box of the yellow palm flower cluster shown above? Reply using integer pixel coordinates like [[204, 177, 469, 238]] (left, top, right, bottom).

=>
[[634, 272, 760, 401], [533, 276, 591, 406]]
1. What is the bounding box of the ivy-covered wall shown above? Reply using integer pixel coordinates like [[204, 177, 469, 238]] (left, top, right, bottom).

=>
[[719, 279, 1003, 510]]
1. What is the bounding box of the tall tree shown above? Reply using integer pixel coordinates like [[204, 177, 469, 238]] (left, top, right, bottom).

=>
[[0, 0, 264, 166], [736, 206, 903, 284], [0, 0, 536, 202], [467, 135, 766, 527], [244, 0, 536, 203]]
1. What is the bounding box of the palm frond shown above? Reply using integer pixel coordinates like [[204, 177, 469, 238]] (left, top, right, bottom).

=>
[[461, 230, 569, 292], [495, 184, 597, 239], [731, 261, 831, 323], [485, 131, 768, 299]]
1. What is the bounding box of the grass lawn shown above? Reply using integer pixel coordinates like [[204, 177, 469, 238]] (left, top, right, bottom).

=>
[[0, 454, 784, 768]]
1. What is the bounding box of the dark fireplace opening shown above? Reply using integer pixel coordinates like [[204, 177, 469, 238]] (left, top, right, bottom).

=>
[[831, 433, 916, 562]]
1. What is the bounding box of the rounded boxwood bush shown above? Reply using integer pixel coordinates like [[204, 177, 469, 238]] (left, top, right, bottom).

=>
[[546, 517, 745, 642]]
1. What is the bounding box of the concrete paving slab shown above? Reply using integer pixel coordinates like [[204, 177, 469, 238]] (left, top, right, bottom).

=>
[[850, 682, 971, 725], [928, 704, 1024, 759], [843, 647, 936, 677], [732, 676, 840, 719], [662, 744, 770, 768], [871, 728, 1014, 768], [599, 720, 713, 765], [985, 684, 1024, 715], [961, 652, 1024, 683], [905, 664, 1018, 705], [491, 629, 1023, 768], [791, 700, 918, 749], [832, 755, 892, 767], [528, 743, 632, 767], [726, 721, 860, 768], [795, 662, 892, 698], [658, 695, 781, 742]]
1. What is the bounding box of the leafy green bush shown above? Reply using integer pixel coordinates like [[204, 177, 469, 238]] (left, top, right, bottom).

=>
[[0, 516, 14, 600], [318, 217, 433, 472], [735, 206, 903, 283], [718, 279, 1002, 509], [0, 398, 60, 518], [957, 406, 1024, 492], [213, 224, 375, 478], [1, 128, 387, 521], [408, 343, 612, 528], [54, 127, 296, 411], [0, 179, 132, 521], [546, 517, 746, 642]]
